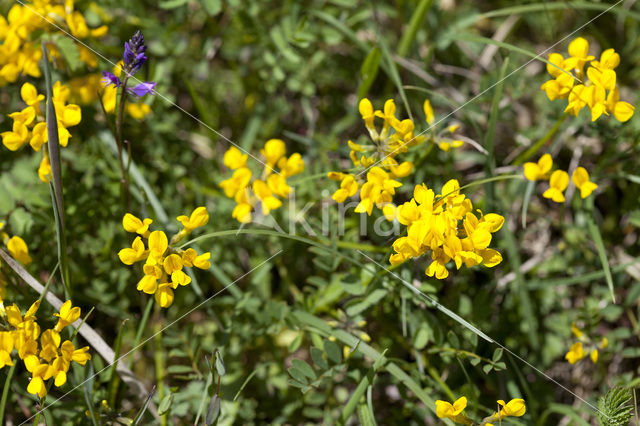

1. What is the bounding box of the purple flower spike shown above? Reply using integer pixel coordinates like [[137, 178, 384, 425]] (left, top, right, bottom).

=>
[[123, 30, 147, 75], [127, 81, 156, 97], [101, 71, 122, 88]]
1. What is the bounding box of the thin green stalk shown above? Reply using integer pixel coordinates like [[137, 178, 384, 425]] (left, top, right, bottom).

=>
[[115, 75, 131, 210], [129, 298, 154, 369], [484, 58, 509, 211], [512, 112, 567, 166], [0, 362, 16, 423], [108, 319, 129, 408], [154, 310, 167, 426]]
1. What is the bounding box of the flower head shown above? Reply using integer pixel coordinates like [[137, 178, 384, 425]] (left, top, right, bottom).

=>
[[123, 30, 147, 75], [542, 170, 569, 203], [127, 81, 156, 97], [101, 71, 121, 88], [571, 167, 598, 198]]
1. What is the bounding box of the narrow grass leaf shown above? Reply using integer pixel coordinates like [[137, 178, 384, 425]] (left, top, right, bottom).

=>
[[587, 216, 616, 303]]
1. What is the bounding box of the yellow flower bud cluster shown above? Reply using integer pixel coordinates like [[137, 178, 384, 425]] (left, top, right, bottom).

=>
[[436, 396, 526, 425], [1, 82, 82, 182], [0, 299, 90, 398], [0, 1, 107, 86], [118, 209, 211, 308], [0, 221, 32, 267], [541, 37, 634, 122], [389, 180, 504, 279], [524, 154, 598, 203], [565, 322, 608, 364], [220, 140, 304, 223]]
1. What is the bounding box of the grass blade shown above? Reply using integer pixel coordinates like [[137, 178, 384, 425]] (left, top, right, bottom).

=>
[[521, 180, 535, 228], [41, 42, 71, 296], [397, 0, 432, 57], [340, 349, 387, 424], [587, 215, 616, 303]]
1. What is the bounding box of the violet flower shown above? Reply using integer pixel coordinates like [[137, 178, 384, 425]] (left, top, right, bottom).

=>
[[102, 71, 121, 88], [123, 30, 147, 76], [127, 81, 156, 97]]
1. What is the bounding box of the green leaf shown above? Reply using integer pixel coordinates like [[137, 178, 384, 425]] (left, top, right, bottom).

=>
[[357, 47, 381, 99], [469, 357, 481, 366], [311, 347, 328, 370], [492, 348, 503, 362], [287, 367, 309, 384], [54, 36, 82, 72], [291, 359, 316, 380], [324, 340, 342, 364], [482, 364, 493, 374], [158, 393, 174, 416], [159, 0, 188, 9], [413, 327, 429, 350], [215, 352, 226, 376], [346, 289, 388, 316], [200, 0, 222, 15], [167, 365, 194, 374], [205, 394, 221, 425]]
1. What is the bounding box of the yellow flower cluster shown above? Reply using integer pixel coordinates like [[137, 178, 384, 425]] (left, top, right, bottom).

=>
[[541, 37, 634, 122], [0, 299, 90, 398], [328, 98, 419, 218], [0, 221, 32, 266], [436, 396, 526, 425], [220, 140, 304, 223], [68, 62, 152, 120], [423, 99, 465, 152], [389, 180, 504, 279], [1, 81, 81, 182], [524, 154, 598, 203], [118, 208, 211, 308], [565, 322, 608, 364], [0, 0, 107, 86]]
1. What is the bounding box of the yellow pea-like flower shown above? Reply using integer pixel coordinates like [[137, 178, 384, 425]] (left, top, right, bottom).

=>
[[523, 154, 552, 181], [7, 236, 32, 265], [497, 399, 526, 417], [53, 300, 81, 332], [223, 146, 248, 170], [117, 236, 148, 265], [176, 206, 209, 233], [358, 98, 375, 129], [565, 341, 585, 364], [542, 170, 569, 203], [423, 99, 435, 125], [122, 213, 153, 236], [435, 396, 467, 420], [261, 139, 286, 167], [148, 231, 168, 262], [571, 167, 598, 198]]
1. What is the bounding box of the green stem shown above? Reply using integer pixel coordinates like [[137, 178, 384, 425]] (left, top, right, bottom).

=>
[[153, 309, 167, 426], [129, 298, 155, 370], [115, 76, 131, 210], [0, 362, 16, 423], [512, 112, 567, 166]]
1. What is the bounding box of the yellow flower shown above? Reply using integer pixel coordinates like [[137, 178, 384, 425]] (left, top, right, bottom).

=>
[[176, 207, 209, 234], [122, 213, 153, 237], [223, 146, 248, 170], [423, 99, 435, 125], [7, 236, 32, 265], [261, 139, 286, 168], [25, 356, 50, 398], [117, 236, 148, 265], [497, 399, 526, 417], [53, 300, 81, 332], [542, 170, 569, 203], [564, 37, 595, 73], [523, 154, 552, 181], [358, 98, 375, 129], [148, 230, 168, 263], [571, 167, 597, 198], [220, 167, 252, 198], [332, 175, 359, 203], [435, 396, 468, 420], [565, 341, 586, 364], [0, 332, 14, 369], [253, 180, 282, 215]]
